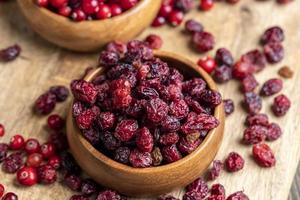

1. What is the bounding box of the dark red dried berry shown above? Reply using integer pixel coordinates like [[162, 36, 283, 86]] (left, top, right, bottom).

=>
[[114, 119, 138, 142], [34, 92, 57, 115], [96, 190, 121, 200], [186, 178, 208, 198], [97, 112, 115, 130], [99, 51, 119, 67], [261, 26, 284, 45], [76, 109, 96, 130], [175, 0, 194, 12], [81, 178, 97, 195], [114, 147, 130, 164], [100, 132, 121, 151], [160, 132, 179, 146], [0, 143, 8, 163], [244, 92, 262, 114], [246, 113, 269, 126], [184, 97, 206, 114], [272, 94, 291, 116], [162, 145, 182, 163], [183, 190, 202, 200], [136, 127, 154, 153], [211, 184, 225, 196], [2, 152, 23, 173], [129, 148, 152, 168], [181, 113, 219, 134], [0, 44, 21, 62], [47, 114, 65, 130], [223, 99, 234, 116], [243, 125, 267, 144], [225, 152, 245, 172], [71, 80, 98, 105], [192, 31, 215, 52], [215, 48, 234, 67], [185, 19, 203, 33], [48, 131, 68, 151], [70, 195, 89, 200], [241, 74, 258, 93], [241, 50, 266, 72], [182, 78, 206, 97], [145, 34, 163, 49], [72, 101, 86, 117], [264, 42, 284, 64], [161, 116, 181, 132], [146, 98, 169, 123], [266, 122, 282, 141], [213, 65, 232, 83], [151, 147, 163, 166], [158, 194, 179, 200], [106, 41, 127, 55], [37, 164, 57, 184], [252, 143, 276, 167], [226, 191, 249, 200], [65, 174, 82, 191], [260, 78, 283, 96], [199, 90, 222, 107], [60, 152, 81, 175], [49, 85, 69, 102], [208, 160, 223, 180], [178, 137, 201, 154], [233, 61, 256, 80]]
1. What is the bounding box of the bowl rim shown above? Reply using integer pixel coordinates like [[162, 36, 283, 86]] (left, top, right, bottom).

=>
[[26, 0, 150, 25], [71, 50, 224, 174]]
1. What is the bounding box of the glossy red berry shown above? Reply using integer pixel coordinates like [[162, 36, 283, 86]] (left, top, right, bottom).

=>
[[81, 0, 99, 15], [152, 16, 166, 27], [49, 0, 67, 8], [200, 0, 214, 11], [40, 143, 56, 158], [167, 10, 184, 26], [24, 139, 40, 154], [2, 192, 18, 200], [36, 0, 48, 7], [17, 166, 38, 186], [9, 135, 25, 150], [0, 124, 5, 137], [120, 0, 138, 10], [159, 4, 172, 17], [96, 4, 112, 19], [110, 4, 122, 16], [71, 9, 87, 22], [58, 6, 72, 17], [197, 56, 216, 74], [0, 184, 4, 198], [48, 155, 61, 169], [26, 153, 43, 167], [47, 114, 65, 130]]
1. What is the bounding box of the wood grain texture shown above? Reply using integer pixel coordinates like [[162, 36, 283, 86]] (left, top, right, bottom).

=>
[[0, 0, 300, 199]]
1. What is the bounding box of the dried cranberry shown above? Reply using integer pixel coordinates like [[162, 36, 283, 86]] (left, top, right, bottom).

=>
[[175, 0, 194, 12], [0, 143, 8, 163], [245, 113, 269, 126], [81, 178, 97, 195], [261, 26, 284, 44], [264, 42, 284, 64], [71, 80, 97, 105], [145, 34, 163, 49], [76, 109, 96, 130], [208, 160, 223, 180], [183, 190, 202, 200], [197, 56, 216, 74], [241, 50, 266, 72], [2, 152, 23, 173], [160, 132, 179, 146], [158, 194, 179, 200], [16, 166, 38, 186], [48, 131, 68, 151], [223, 99, 234, 116], [106, 41, 127, 55], [241, 74, 258, 92], [182, 78, 206, 97], [243, 125, 267, 144], [162, 145, 182, 163], [114, 147, 130, 164], [70, 195, 89, 200], [167, 10, 184, 26], [49, 85, 69, 102], [146, 98, 169, 123], [65, 174, 82, 191], [114, 119, 138, 142], [136, 127, 154, 153], [181, 113, 219, 134], [271, 94, 291, 116], [186, 178, 208, 198], [192, 31, 215, 52], [97, 112, 115, 130], [24, 138, 40, 154], [184, 97, 206, 114], [225, 152, 245, 172], [185, 19, 203, 33], [0, 44, 21, 62], [129, 149, 152, 168], [260, 78, 283, 96], [2, 192, 18, 200], [48, 155, 61, 169], [100, 132, 121, 151], [60, 152, 81, 175], [26, 153, 43, 167], [266, 122, 282, 141], [178, 137, 201, 154], [72, 101, 86, 117], [34, 92, 57, 115], [215, 48, 234, 67], [252, 143, 276, 167], [96, 190, 121, 200], [278, 66, 293, 79], [211, 184, 225, 196], [233, 61, 255, 79], [47, 114, 65, 130], [151, 147, 163, 166], [213, 65, 232, 83], [37, 164, 57, 184], [243, 92, 262, 114], [199, 90, 222, 107], [226, 191, 249, 200], [9, 135, 25, 150]]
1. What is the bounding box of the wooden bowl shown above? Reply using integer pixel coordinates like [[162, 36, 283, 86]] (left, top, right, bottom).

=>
[[17, 0, 161, 52], [66, 51, 225, 197]]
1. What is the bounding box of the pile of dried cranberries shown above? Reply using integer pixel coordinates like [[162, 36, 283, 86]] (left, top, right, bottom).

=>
[[71, 40, 222, 168], [36, 0, 140, 21]]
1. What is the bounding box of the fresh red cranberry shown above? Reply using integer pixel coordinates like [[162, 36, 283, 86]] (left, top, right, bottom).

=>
[[96, 190, 122, 200], [110, 4, 122, 16], [26, 153, 43, 167], [260, 78, 283, 96], [65, 174, 82, 191], [2, 192, 18, 200], [215, 48, 234, 67], [243, 92, 262, 114], [192, 31, 215, 52], [24, 139, 40, 154], [213, 65, 232, 83], [49, 85, 69, 102], [167, 10, 184, 26], [178, 137, 201, 154], [129, 149, 152, 168], [48, 155, 61, 169], [114, 119, 138, 142], [252, 143, 276, 167], [152, 16, 166, 27], [159, 4, 173, 17], [200, 0, 214, 11], [9, 135, 25, 150], [186, 178, 208, 198], [40, 143, 56, 158], [211, 184, 225, 196], [0, 124, 4, 137], [36, 0, 48, 7], [16, 166, 38, 186], [162, 145, 182, 163], [185, 19, 203, 33], [96, 4, 112, 19], [81, 0, 99, 15], [264, 42, 284, 64], [226, 191, 249, 200], [266, 122, 282, 141], [37, 164, 57, 184], [2, 152, 23, 173], [0, 44, 21, 62], [120, 0, 138, 10], [34, 92, 56, 115], [241, 49, 266, 72], [0, 184, 4, 198], [49, 0, 67, 8], [145, 34, 163, 49], [71, 8, 87, 21], [261, 26, 284, 45], [272, 94, 291, 116], [0, 143, 8, 163], [223, 99, 234, 116], [241, 74, 258, 92], [58, 6, 72, 17], [197, 56, 216, 74], [243, 125, 267, 144], [225, 152, 245, 172], [232, 61, 255, 79], [47, 114, 65, 130], [136, 127, 154, 153], [245, 113, 269, 126], [208, 160, 223, 180]]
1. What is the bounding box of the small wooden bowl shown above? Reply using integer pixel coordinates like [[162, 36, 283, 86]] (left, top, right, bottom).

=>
[[17, 0, 161, 52], [66, 51, 225, 197]]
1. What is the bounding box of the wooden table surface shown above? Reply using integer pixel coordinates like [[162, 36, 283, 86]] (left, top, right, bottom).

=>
[[1, 1, 300, 199]]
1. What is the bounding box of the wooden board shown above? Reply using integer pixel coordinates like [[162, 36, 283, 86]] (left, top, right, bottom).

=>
[[1, 1, 300, 199]]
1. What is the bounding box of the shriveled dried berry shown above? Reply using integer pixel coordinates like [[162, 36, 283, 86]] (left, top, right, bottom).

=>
[[34, 92, 57, 115], [266, 122, 282, 141], [252, 143, 276, 167], [114, 119, 138, 142], [213, 65, 232, 83], [76, 109, 96, 130], [272, 94, 291, 116], [208, 160, 223, 180], [264, 42, 284, 64], [60, 152, 81, 175], [114, 147, 130, 164], [70, 195, 89, 200], [183, 190, 202, 200], [215, 48, 234, 67], [161, 116, 181, 132], [260, 78, 283, 96], [49, 85, 69, 102], [245, 113, 269, 126], [37, 164, 57, 184], [178, 137, 201, 154], [243, 125, 267, 144], [81, 178, 97, 195], [145, 34, 163, 49], [97, 112, 115, 130], [106, 41, 127, 55], [2, 152, 23, 173], [223, 99, 234, 116], [181, 113, 219, 134], [160, 132, 179, 146], [0, 44, 21, 62], [192, 31, 215, 52], [129, 148, 152, 168], [0, 143, 8, 163], [278, 66, 293, 79], [226, 191, 249, 200], [241, 49, 266, 72], [182, 78, 206, 97], [225, 152, 245, 172], [71, 80, 98, 105], [146, 98, 169, 123], [261, 26, 284, 45], [158, 194, 179, 200], [211, 184, 225, 196], [151, 147, 163, 166], [100, 132, 121, 151], [136, 127, 154, 153], [184, 97, 206, 114], [186, 178, 208, 198], [199, 90, 222, 107], [162, 145, 182, 163], [65, 174, 82, 191], [99, 51, 119, 67], [241, 74, 258, 93], [185, 19, 203, 33], [243, 92, 262, 114], [96, 190, 121, 200]]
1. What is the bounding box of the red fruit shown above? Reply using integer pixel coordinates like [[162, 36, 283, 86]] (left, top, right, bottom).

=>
[[197, 56, 216, 74], [37, 164, 57, 184], [58, 6, 72, 17], [233, 61, 255, 79], [263, 42, 284, 64], [208, 160, 223, 180], [36, 0, 48, 7], [252, 143, 276, 167], [0, 124, 5, 137], [152, 16, 166, 27], [185, 19, 204, 33], [159, 4, 172, 17], [223, 99, 234, 116], [183, 191, 202, 200], [160, 132, 179, 146], [120, 0, 138, 10], [213, 65, 233, 83], [48, 155, 61, 169], [40, 143, 56, 158], [96, 4, 112, 19], [24, 139, 40, 154], [49, 0, 67, 8], [0, 44, 21, 62], [114, 119, 138, 142], [71, 8, 87, 22], [26, 153, 43, 167], [241, 74, 258, 92], [145, 34, 163, 50], [245, 113, 269, 126], [241, 49, 266, 72], [110, 4, 122, 16], [181, 113, 219, 134], [81, 0, 99, 15], [161, 145, 182, 163], [65, 174, 82, 191], [243, 125, 267, 144], [71, 79, 98, 105], [244, 92, 262, 114], [145, 98, 169, 123], [47, 114, 65, 130], [49, 85, 69, 102], [2, 192, 18, 200], [186, 178, 209, 198], [277, 0, 292, 4], [177, 137, 201, 154], [17, 166, 38, 186], [167, 10, 184, 26], [96, 190, 122, 200], [136, 127, 154, 153], [129, 149, 152, 168], [34, 92, 57, 115], [215, 48, 234, 66], [261, 26, 284, 45], [272, 94, 291, 116], [260, 78, 283, 96], [192, 31, 215, 52], [266, 122, 282, 141], [225, 152, 245, 172], [200, 0, 214, 11], [9, 135, 25, 150], [0, 184, 4, 198], [211, 183, 225, 196], [2, 152, 23, 173], [226, 191, 249, 200], [226, 0, 239, 4]]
